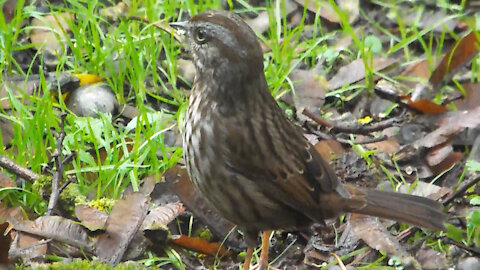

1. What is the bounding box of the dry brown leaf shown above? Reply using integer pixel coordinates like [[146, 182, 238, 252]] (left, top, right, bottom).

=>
[[2, 0, 19, 24], [245, 0, 297, 34], [8, 232, 47, 263], [0, 172, 14, 188], [395, 181, 450, 201], [295, 0, 359, 23], [96, 192, 149, 265], [426, 144, 454, 167], [0, 203, 34, 227], [290, 69, 325, 116], [328, 58, 397, 90], [350, 214, 414, 262], [365, 137, 400, 154], [430, 31, 480, 89], [314, 139, 345, 161], [400, 96, 447, 114], [416, 245, 447, 269], [414, 106, 480, 148], [169, 234, 229, 257], [164, 166, 243, 248], [14, 216, 91, 250], [74, 205, 108, 231], [30, 12, 74, 53], [454, 82, 480, 111], [0, 222, 13, 265], [142, 202, 185, 230]]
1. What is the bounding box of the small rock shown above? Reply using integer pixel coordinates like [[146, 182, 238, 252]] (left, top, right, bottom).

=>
[[65, 84, 119, 117], [457, 257, 480, 270]]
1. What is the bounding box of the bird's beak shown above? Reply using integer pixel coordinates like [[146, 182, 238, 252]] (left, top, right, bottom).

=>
[[169, 21, 190, 33]]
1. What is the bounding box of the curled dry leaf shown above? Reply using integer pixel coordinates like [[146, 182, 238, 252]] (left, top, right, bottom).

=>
[[169, 235, 230, 257], [14, 216, 91, 251], [142, 202, 185, 230]]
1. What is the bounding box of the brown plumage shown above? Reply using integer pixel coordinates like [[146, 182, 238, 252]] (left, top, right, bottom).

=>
[[172, 10, 446, 270]]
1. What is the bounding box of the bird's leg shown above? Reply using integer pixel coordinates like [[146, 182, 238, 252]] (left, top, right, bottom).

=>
[[258, 230, 272, 270], [243, 247, 254, 270]]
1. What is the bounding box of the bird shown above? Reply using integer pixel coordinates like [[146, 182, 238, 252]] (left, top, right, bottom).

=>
[[170, 10, 446, 270]]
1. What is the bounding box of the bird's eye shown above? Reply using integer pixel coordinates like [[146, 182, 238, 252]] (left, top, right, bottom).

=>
[[194, 28, 208, 44]]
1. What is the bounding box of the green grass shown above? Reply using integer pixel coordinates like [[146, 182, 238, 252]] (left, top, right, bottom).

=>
[[0, 0, 476, 269]]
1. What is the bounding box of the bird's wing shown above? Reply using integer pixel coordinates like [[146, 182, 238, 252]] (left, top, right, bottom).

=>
[[222, 96, 351, 217]]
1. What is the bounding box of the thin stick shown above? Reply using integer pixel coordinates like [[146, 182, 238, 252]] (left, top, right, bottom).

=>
[[0, 154, 40, 182], [443, 176, 480, 206], [46, 113, 67, 216]]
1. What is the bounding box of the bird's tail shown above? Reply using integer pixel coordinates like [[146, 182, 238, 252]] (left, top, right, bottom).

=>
[[344, 188, 446, 231]]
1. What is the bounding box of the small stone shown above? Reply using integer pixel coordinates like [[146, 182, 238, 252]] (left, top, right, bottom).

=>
[[456, 257, 480, 270]]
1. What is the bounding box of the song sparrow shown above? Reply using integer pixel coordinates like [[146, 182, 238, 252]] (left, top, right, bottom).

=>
[[171, 10, 446, 270]]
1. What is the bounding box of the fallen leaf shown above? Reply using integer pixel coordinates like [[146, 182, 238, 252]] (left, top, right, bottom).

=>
[[142, 202, 185, 230], [14, 216, 91, 250], [400, 95, 447, 114], [30, 12, 74, 64], [295, 0, 359, 23], [454, 82, 480, 111], [349, 214, 414, 262], [164, 166, 244, 249], [8, 232, 47, 263], [75, 205, 108, 231], [414, 107, 480, 148], [0, 222, 12, 265], [96, 192, 149, 265], [0, 172, 14, 188], [169, 234, 230, 257], [429, 31, 480, 89], [365, 137, 400, 154], [425, 143, 454, 167], [328, 58, 397, 90], [290, 69, 325, 117], [314, 139, 345, 161], [245, 0, 297, 34], [416, 244, 447, 269]]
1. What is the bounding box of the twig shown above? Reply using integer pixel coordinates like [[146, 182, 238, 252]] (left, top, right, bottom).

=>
[[442, 176, 480, 206], [443, 238, 480, 257], [302, 109, 399, 135], [46, 113, 67, 216], [62, 152, 76, 166], [0, 154, 40, 182], [58, 175, 75, 194], [306, 124, 389, 145], [302, 109, 332, 127]]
